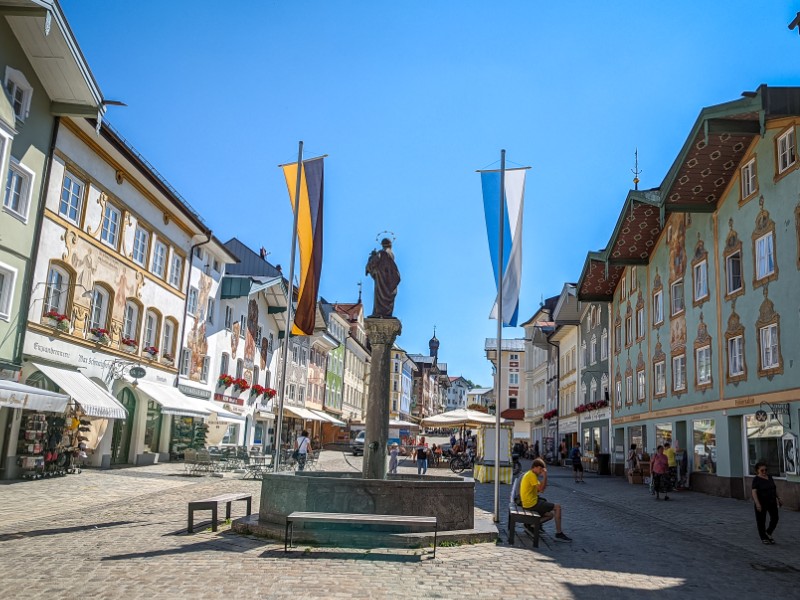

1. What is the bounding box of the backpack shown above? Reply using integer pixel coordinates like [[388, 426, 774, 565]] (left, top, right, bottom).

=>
[[570, 447, 581, 462]]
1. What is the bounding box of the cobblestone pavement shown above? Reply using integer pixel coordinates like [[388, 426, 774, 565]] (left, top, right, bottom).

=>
[[0, 451, 798, 600]]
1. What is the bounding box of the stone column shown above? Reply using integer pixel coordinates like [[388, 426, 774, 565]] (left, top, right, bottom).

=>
[[363, 317, 402, 480]]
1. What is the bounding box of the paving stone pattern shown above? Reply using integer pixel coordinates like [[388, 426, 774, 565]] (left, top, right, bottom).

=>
[[0, 451, 798, 600]]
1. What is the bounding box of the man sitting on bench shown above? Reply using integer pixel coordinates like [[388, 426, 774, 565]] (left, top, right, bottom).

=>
[[519, 458, 572, 542]]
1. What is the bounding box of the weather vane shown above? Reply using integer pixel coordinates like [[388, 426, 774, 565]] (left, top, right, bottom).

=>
[[632, 148, 641, 190]]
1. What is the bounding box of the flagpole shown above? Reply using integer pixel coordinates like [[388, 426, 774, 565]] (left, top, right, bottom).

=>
[[493, 149, 505, 523], [274, 140, 303, 471]]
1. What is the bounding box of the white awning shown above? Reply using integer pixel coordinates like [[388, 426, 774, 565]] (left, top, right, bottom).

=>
[[0, 380, 70, 413], [309, 409, 346, 426], [389, 419, 420, 430], [32, 363, 127, 419], [284, 405, 326, 422], [198, 400, 245, 423], [132, 379, 210, 418]]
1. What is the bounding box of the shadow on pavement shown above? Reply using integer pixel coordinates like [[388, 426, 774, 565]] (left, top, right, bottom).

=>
[[259, 548, 427, 562], [0, 520, 136, 542]]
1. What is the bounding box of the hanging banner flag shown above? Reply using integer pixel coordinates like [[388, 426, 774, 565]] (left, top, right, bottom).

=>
[[282, 157, 324, 335], [480, 167, 526, 326]]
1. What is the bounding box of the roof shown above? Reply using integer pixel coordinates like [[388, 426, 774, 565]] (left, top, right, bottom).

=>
[[520, 295, 559, 327], [484, 338, 526, 351], [501, 408, 525, 420], [468, 388, 493, 395], [224, 238, 283, 278]]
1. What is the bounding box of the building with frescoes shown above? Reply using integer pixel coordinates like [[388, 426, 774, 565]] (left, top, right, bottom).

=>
[[18, 116, 224, 471], [484, 338, 527, 439], [319, 300, 348, 442], [0, 2, 105, 479], [390, 345, 416, 421], [521, 295, 558, 453], [334, 301, 369, 428]]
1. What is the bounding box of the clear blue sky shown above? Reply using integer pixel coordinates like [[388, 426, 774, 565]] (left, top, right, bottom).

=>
[[60, 1, 799, 387]]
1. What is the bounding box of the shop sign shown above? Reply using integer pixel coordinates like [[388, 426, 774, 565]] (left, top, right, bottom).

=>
[[222, 402, 245, 415], [214, 392, 244, 406], [129, 366, 146, 379], [179, 384, 211, 399]]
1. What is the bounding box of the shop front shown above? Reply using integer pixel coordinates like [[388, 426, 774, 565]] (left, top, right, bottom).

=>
[[579, 407, 610, 473], [560, 415, 578, 460]]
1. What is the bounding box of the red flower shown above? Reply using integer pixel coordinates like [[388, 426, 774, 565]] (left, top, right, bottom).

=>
[[218, 374, 234, 387], [264, 388, 277, 399], [251, 384, 267, 396], [46, 310, 69, 323], [121, 337, 138, 347], [232, 378, 250, 392]]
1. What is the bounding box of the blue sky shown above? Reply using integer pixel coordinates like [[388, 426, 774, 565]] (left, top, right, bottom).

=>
[[60, 1, 799, 386]]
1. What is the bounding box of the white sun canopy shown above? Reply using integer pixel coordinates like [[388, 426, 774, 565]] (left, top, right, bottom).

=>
[[32, 363, 127, 419], [0, 379, 70, 413]]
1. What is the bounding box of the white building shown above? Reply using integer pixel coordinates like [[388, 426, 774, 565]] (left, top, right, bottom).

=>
[[446, 376, 470, 411]]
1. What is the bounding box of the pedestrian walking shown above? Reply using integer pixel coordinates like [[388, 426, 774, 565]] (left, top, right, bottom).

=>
[[752, 461, 782, 544], [570, 443, 585, 483], [415, 444, 428, 475], [533, 440, 540, 459], [519, 458, 572, 542], [651, 445, 669, 500], [664, 442, 677, 488], [294, 430, 312, 471], [388, 442, 399, 474]]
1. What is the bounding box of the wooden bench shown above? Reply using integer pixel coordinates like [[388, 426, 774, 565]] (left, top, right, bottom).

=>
[[187, 493, 252, 533], [284, 511, 438, 557], [508, 506, 541, 547]]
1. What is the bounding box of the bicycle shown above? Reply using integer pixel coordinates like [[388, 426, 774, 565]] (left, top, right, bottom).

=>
[[449, 452, 474, 474]]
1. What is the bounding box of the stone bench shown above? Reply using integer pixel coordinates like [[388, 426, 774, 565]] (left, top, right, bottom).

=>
[[188, 492, 252, 533], [285, 511, 438, 556], [508, 506, 541, 547]]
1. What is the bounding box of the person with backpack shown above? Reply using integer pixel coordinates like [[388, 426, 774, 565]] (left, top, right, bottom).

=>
[[570, 443, 585, 483], [294, 430, 312, 471]]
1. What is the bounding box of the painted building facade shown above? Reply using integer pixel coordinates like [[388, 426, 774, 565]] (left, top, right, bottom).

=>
[[484, 337, 527, 439]]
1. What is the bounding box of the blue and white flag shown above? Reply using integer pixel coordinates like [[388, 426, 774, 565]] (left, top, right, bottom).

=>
[[480, 168, 526, 327]]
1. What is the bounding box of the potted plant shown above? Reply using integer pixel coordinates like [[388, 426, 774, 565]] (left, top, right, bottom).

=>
[[232, 377, 250, 393], [143, 345, 159, 359], [161, 352, 174, 365], [217, 374, 234, 389], [251, 384, 267, 398], [264, 387, 277, 399], [121, 337, 138, 353], [89, 327, 110, 344], [45, 310, 71, 332]]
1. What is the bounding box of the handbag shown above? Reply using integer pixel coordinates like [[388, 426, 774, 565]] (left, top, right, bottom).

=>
[[291, 449, 300, 461]]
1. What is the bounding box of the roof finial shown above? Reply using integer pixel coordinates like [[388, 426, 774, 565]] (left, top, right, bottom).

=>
[[357, 280, 362, 304], [632, 148, 641, 190]]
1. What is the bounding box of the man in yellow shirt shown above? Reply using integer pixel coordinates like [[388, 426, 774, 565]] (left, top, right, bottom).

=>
[[664, 442, 677, 489], [519, 458, 572, 542]]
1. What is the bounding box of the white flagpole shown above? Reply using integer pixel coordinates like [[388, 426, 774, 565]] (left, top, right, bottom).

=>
[[274, 141, 303, 471], [493, 149, 505, 523]]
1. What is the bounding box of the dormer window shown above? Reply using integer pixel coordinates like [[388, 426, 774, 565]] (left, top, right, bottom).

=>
[[4, 67, 33, 121], [776, 127, 796, 175]]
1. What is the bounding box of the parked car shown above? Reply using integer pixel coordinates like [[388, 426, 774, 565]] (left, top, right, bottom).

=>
[[350, 430, 365, 455]]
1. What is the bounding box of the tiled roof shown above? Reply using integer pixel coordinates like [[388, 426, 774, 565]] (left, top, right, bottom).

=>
[[484, 338, 526, 351]]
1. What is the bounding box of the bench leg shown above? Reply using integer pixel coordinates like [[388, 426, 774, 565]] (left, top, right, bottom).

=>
[[226, 501, 232, 521], [433, 523, 438, 558], [188, 508, 194, 534], [532, 517, 539, 548], [245, 496, 252, 516], [211, 505, 218, 532], [508, 515, 515, 544], [284, 520, 291, 552]]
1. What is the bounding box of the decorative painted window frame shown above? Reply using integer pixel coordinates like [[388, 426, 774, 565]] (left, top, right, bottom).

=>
[[132, 225, 151, 267], [691, 235, 709, 308], [670, 279, 685, 316], [751, 198, 777, 289], [740, 156, 758, 203], [755, 287, 783, 379], [774, 124, 798, 181], [614, 311, 621, 355], [99, 201, 122, 250], [652, 270, 664, 328], [625, 300, 633, 348], [614, 368, 622, 410], [58, 168, 87, 227], [624, 358, 633, 407], [635, 291, 645, 342], [636, 350, 646, 404], [672, 353, 687, 394], [723, 219, 745, 302], [693, 313, 713, 391], [725, 300, 747, 384]]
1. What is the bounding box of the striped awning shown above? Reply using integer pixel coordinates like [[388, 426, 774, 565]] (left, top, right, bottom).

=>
[[32, 363, 126, 419]]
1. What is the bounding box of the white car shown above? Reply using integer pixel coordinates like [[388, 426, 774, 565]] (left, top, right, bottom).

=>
[[350, 430, 365, 455]]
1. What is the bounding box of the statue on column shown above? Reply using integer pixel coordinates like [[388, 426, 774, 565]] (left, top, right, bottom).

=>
[[365, 238, 400, 318]]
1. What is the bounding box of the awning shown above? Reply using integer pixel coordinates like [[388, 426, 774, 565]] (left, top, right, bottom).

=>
[[284, 405, 326, 422], [310, 409, 346, 426], [389, 419, 419, 430], [32, 363, 127, 419], [255, 410, 276, 421], [0, 379, 70, 413], [132, 379, 210, 418], [198, 400, 245, 423]]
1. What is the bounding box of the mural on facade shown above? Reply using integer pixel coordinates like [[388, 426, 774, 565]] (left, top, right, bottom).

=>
[[230, 322, 240, 357], [187, 272, 211, 381], [668, 215, 687, 356], [245, 299, 258, 369], [260, 337, 269, 369]]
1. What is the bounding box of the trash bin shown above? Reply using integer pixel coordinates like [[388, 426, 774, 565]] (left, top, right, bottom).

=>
[[598, 453, 611, 475]]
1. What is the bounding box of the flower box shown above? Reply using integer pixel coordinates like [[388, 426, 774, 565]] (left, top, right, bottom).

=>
[[161, 354, 174, 365], [232, 377, 250, 393], [44, 310, 70, 332], [143, 346, 159, 359], [89, 328, 110, 345], [121, 337, 138, 353], [217, 374, 234, 389]]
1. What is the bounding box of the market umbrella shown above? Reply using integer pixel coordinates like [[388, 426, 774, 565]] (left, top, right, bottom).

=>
[[421, 408, 508, 428]]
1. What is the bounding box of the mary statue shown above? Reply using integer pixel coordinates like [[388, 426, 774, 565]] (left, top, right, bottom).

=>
[[365, 238, 400, 318]]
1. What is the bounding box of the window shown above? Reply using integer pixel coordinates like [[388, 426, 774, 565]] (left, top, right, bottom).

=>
[[620, 276, 627, 300], [614, 321, 621, 353], [653, 290, 663, 325], [239, 315, 246, 338], [236, 359, 244, 379], [601, 329, 608, 360], [580, 342, 587, 368], [696, 346, 712, 385], [755, 233, 774, 280], [253, 366, 260, 387], [671, 280, 684, 315], [637, 370, 645, 401], [151, 240, 167, 278], [162, 320, 175, 359], [636, 307, 644, 339], [630, 266, 637, 292], [301, 348, 307, 366], [143, 310, 159, 349], [741, 158, 757, 199], [693, 419, 716, 474], [654, 361, 666, 395], [615, 379, 622, 407], [625, 374, 633, 405], [187, 287, 198, 316], [220, 353, 229, 376], [590, 380, 597, 402], [132, 226, 149, 266], [693, 261, 708, 301], [256, 326, 263, 346], [201, 356, 210, 383], [221, 424, 239, 445], [625, 314, 632, 346], [509, 373, 519, 386], [728, 336, 744, 377], [4, 67, 33, 121], [213, 259, 221, 272], [224, 305, 233, 330], [88, 286, 109, 330], [100, 203, 121, 248], [590, 336, 597, 364], [759, 324, 779, 370], [206, 298, 215, 325], [777, 127, 796, 174], [180, 348, 191, 376], [4, 159, 34, 220], [59, 171, 84, 224], [169, 253, 183, 288], [0, 262, 16, 320], [43, 264, 69, 315], [726, 251, 742, 294], [123, 301, 139, 341], [673, 355, 686, 391], [298, 387, 305, 405]]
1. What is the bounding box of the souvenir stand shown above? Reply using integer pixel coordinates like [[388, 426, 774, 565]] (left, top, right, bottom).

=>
[[473, 422, 514, 484]]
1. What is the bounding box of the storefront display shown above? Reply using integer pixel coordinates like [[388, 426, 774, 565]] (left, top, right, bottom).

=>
[[746, 414, 787, 476], [16, 408, 87, 480], [170, 416, 204, 459], [692, 418, 716, 474]]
